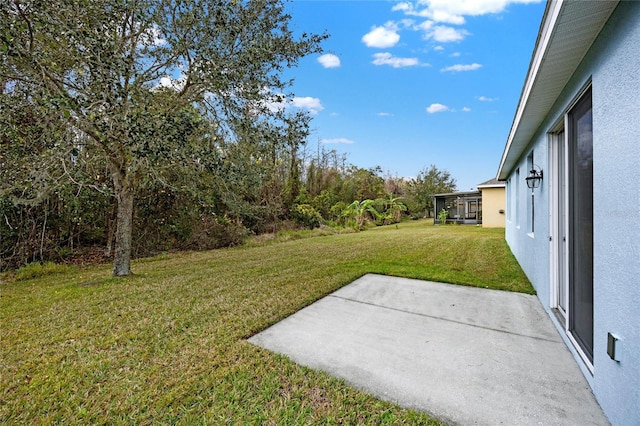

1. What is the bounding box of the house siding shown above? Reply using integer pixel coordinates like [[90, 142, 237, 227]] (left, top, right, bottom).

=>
[[504, 2, 640, 425], [590, 3, 640, 424], [505, 144, 550, 305], [479, 187, 505, 228]]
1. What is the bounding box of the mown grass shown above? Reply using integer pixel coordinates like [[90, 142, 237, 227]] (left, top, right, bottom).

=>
[[0, 220, 531, 424]]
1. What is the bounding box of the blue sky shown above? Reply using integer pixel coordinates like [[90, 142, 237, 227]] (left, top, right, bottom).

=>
[[281, 0, 546, 191]]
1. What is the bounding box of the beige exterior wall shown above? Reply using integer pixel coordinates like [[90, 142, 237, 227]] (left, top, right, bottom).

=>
[[480, 187, 505, 228]]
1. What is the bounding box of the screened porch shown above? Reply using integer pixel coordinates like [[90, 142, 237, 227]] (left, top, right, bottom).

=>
[[433, 191, 482, 225]]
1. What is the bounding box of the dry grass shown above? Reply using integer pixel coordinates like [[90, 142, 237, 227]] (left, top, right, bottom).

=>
[[0, 220, 530, 424]]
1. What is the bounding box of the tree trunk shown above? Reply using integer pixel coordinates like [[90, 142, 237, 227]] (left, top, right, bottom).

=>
[[113, 185, 134, 276]]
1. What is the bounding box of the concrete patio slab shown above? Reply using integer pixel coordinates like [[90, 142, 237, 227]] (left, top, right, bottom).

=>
[[249, 274, 609, 425]]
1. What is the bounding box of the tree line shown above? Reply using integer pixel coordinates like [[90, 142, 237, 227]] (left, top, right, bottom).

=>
[[0, 135, 456, 272], [0, 0, 455, 274]]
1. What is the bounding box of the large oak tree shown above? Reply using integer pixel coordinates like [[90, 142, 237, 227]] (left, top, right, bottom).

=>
[[0, 0, 325, 275]]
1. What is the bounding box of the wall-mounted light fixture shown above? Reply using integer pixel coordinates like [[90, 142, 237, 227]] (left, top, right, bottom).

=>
[[525, 166, 543, 189]]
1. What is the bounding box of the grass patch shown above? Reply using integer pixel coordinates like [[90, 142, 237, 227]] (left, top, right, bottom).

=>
[[246, 225, 356, 246], [11, 261, 77, 282], [0, 220, 530, 424]]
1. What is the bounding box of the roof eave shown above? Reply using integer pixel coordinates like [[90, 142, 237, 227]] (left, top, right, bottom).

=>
[[497, 0, 563, 180], [496, 0, 619, 180]]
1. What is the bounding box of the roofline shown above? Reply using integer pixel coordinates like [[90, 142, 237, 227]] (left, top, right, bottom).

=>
[[496, 0, 562, 179], [433, 191, 481, 197], [478, 183, 505, 189], [496, 0, 619, 180]]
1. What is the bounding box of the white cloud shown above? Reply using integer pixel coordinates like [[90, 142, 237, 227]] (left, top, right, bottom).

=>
[[415, 20, 434, 32], [478, 95, 498, 101], [377, 112, 393, 117], [157, 75, 186, 91], [434, 45, 445, 51], [428, 9, 467, 25], [392, 0, 542, 50], [392, 2, 413, 13], [400, 19, 416, 28], [428, 25, 467, 42], [372, 52, 420, 68], [362, 22, 400, 48], [292, 97, 324, 114], [413, 21, 467, 42], [441, 63, 482, 72], [318, 53, 341, 68], [392, 0, 543, 24], [462, 106, 472, 112], [265, 93, 324, 115], [393, 1, 466, 23], [426, 103, 450, 113], [321, 138, 355, 144], [429, 0, 542, 17], [450, 51, 461, 57]]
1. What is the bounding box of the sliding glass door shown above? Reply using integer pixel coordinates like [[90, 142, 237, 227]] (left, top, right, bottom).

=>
[[568, 87, 594, 363]]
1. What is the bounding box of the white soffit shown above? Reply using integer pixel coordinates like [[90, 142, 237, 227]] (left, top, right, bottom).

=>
[[497, 0, 619, 180]]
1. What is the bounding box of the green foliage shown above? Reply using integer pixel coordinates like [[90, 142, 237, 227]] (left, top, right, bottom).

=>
[[311, 189, 335, 218], [437, 209, 449, 225], [330, 201, 349, 223], [343, 200, 381, 229], [303, 147, 347, 198], [1, 0, 326, 276], [0, 185, 112, 270], [383, 195, 407, 224], [341, 166, 386, 202], [292, 204, 323, 229], [0, 147, 459, 272], [407, 165, 457, 218], [370, 198, 387, 224], [0, 24, 457, 275], [352, 196, 408, 226]]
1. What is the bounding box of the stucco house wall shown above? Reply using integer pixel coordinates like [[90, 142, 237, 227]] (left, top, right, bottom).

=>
[[499, 2, 640, 425], [478, 185, 505, 228]]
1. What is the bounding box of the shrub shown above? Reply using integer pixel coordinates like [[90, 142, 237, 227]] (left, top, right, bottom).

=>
[[330, 201, 348, 223], [437, 209, 449, 225], [182, 215, 249, 250], [292, 204, 323, 229]]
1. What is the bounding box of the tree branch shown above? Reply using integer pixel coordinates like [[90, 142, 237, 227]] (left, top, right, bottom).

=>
[[12, 0, 34, 52]]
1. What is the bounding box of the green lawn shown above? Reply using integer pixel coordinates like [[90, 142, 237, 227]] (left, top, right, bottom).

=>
[[0, 220, 531, 424]]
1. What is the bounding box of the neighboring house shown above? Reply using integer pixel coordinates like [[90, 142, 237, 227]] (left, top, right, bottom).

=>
[[497, 1, 639, 425], [434, 179, 505, 227], [433, 190, 482, 225], [477, 179, 505, 228]]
